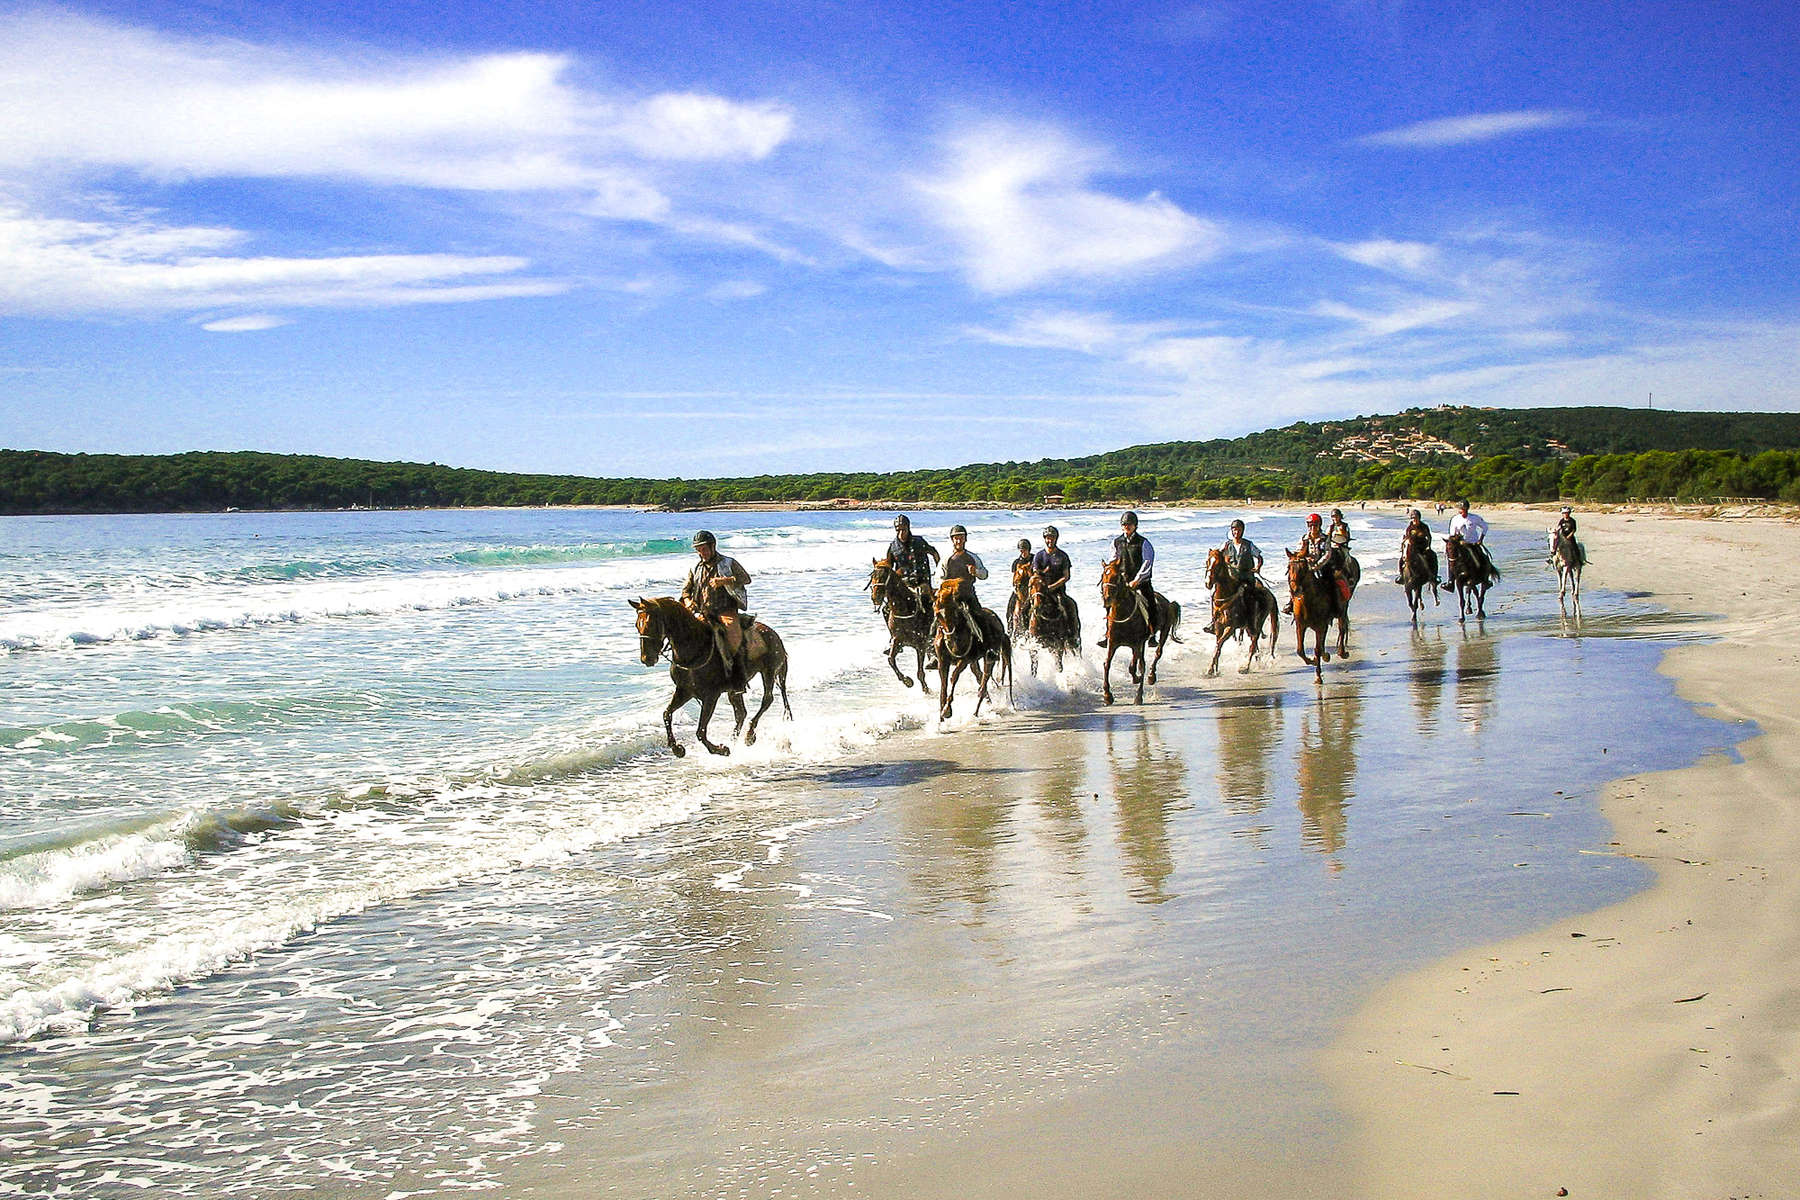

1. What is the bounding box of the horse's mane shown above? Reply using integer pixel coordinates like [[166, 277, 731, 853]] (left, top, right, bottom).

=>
[[933, 579, 961, 604]]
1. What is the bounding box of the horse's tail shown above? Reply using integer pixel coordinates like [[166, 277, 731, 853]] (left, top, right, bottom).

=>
[[1165, 598, 1182, 644], [1002, 632, 1014, 705]]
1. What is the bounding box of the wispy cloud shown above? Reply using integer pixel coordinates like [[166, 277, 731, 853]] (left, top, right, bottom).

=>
[[200, 314, 292, 333], [0, 205, 566, 317], [0, 10, 791, 211], [917, 122, 1226, 292], [1355, 110, 1587, 149]]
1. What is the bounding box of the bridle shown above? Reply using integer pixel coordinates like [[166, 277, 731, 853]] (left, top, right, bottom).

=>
[[637, 602, 716, 676]]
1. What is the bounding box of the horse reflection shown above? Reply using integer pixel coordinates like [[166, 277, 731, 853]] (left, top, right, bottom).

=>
[[1408, 624, 1448, 735], [1296, 677, 1364, 864], [1105, 720, 1188, 904], [1453, 627, 1500, 732], [1213, 693, 1284, 849]]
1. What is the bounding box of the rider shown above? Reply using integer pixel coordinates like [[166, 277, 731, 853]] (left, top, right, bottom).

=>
[[885, 514, 941, 604], [1396, 507, 1440, 585], [1204, 518, 1263, 634], [1099, 510, 1158, 644], [1287, 513, 1348, 617], [1548, 505, 1582, 565], [1031, 525, 1075, 625], [1446, 499, 1494, 582], [1328, 508, 1353, 553], [1007, 538, 1034, 630], [681, 530, 753, 691], [941, 524, 989, 629]]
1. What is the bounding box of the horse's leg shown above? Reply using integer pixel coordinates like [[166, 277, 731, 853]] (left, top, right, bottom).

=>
[[971, 658, 990, 718], [1102, 641, 1117, 705], [695, 691, 730, 756], [1133, 644, 1146, 704], [662, 682, 691, 758], [744, 669, 775, 745], [916, 643, 932, 696], [729, 688, 748, 741], [1208, 628, 1225, 676], [944, 659, 971, 720], [1147, 626, 1166, 685], [887, 637, 914, 689], [1337, 612, 1351, 658]]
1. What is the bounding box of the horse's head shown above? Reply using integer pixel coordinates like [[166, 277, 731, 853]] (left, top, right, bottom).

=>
[[867, 557, 892, 607], [1285, 548, 1305, 591], [1012, 559, 1033, 591], [1205, 547, 1226, 589], [629, 597, 664, 666], [932, 579, 964, 632], [1028, 569, 1049, 602]]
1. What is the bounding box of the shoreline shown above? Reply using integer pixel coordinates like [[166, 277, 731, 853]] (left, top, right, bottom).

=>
[[1328, 510, 1800, 1198]]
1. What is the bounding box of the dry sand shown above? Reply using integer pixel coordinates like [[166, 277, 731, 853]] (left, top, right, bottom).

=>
[[1328, 510, 1800, 1199]]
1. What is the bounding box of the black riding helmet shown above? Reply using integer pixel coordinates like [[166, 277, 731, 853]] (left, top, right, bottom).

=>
[[1042, 525, 1059, 539], [1120, 511, 1138, 527], [1017, 539, 1031, 553], [692, 530, 716, 547], [948, 524, 967, 537]]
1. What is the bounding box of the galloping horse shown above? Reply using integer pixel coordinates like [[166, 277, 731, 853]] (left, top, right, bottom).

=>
[[1203, 548, 1278, 676], [1551, 531, 1584, 613], [1445, 535, 1499, 620], [1097, 560, 1180, 705], [867, 558, 933, 693], [930, 581, 1012, 720], [631, 596, 791, 757], [1007, 559, 1033, 646], [1399, 544, 1440, 618], [1025, 571, 1082, 674], [1286, 550, 1348, 684]]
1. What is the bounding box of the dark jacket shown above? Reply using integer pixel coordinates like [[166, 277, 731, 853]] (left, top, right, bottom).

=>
[[886, 535, 937, 585]]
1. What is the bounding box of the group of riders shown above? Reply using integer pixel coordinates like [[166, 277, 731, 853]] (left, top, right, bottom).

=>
[[671, 500, 1579, 693]]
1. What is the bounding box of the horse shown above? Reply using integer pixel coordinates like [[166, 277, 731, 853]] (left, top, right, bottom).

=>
[[1007, 558, 1034, 646], [1285, 549, 1348, 684], [930, 581, 1013, 721], [1551, 531, 1584, 613], [630, 596, 792, 757], [1399, 544, 1440, 619], [1025, 570, 1082, 674], [1203, 548, 1278, 676], [1097, 560, 1180, 705], [866, 558, 933, 694], [1444, 535, 1499, 621]]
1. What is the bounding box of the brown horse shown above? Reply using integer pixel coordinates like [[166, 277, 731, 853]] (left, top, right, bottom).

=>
[[1285, 550, 1347, 684], [1399, 543, 1440, 619], [1444, 535, 1499, 620], [631, 596, 791, 757], [1203, 548, 1278, 676], [1007, 558, 1034, 645], [1097, 560, 1180, 704], [1025, 569, 1082, 674], [866, 558, 933, 694], [931, 580, 1012, 721]]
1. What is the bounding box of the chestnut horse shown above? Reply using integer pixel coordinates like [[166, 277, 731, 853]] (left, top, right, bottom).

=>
[[1203, 548, 1278, 676], [1551, 531, 1584, 614], [1025, 570, 1082, 674], [1007, 559, 1034, 645], [1097, 560, 1180, 704], [1285, 550, 1348, 684], [867, 558, 933, 693], [931, 581, 1012, 720], [631, 596, 791, 757], [1399, 544, 1440, 619]]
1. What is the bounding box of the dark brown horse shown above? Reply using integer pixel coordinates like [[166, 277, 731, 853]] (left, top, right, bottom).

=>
[[1007, 558, 1034, 645], [1286, 550, 1347, 684], [1399, 544, 1440, 618], [1025, 569, 1082, 674], [1444, 535, 1499, 621], [631, 596, 791, 757], [1097, 560, 1180, 704], [1203, 548, 1278, 676], [931, 580, 1013, 720], [866, 558, 933, 693]]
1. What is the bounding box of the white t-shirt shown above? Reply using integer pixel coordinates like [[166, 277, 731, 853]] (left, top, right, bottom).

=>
[[1447, 511, 1489, 544]]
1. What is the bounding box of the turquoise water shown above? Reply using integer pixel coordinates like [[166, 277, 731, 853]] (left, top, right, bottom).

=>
[[0, 506, 1742, 1197]]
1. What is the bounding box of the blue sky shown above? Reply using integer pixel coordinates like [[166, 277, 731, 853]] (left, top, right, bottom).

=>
[[2, 1, 1796, 476]]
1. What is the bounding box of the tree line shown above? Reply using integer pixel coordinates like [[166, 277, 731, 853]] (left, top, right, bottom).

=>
[[4, 444, 1799, 515]]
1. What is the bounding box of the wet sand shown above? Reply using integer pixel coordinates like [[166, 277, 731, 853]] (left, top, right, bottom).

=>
[[1329, 510, 1800, 1198]]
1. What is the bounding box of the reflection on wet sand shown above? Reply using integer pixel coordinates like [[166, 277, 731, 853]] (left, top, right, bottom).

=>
[[1454, 625, 1500, 732], [1408, 624, 1448, 733], [1213, 693, 1285, 850], [1105, 718, 1189, 905], [1296, 675, 1364, 865]]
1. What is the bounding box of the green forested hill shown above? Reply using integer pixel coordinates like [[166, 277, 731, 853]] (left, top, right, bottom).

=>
[[5, 406, 1800, 514]]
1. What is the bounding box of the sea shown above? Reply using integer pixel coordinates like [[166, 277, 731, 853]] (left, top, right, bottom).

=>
[[0, 506, 1745, 1197]]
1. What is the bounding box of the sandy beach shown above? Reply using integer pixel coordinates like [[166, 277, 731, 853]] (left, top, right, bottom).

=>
[[1329, 509, 1800, 1198]]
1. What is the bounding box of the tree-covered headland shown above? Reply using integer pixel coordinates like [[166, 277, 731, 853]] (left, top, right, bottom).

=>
[[5, 406, 1800, 515]]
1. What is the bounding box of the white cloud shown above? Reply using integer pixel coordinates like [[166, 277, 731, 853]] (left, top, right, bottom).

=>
[[1356, 110, 1587, 149], [0, 205, 567, 316], [200, 314, 291, 333], [0, 10, 792, 198], [705, 280, 768, 301], [918, 122, 1226, 293]]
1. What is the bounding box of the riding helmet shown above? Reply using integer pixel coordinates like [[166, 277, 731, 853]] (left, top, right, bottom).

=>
[[948, 524, 967, 536], [1017, 539, 1031, 552], [1120, 511, 1138, 526], [1306, 513, 1322, 525], [1042, 525, 1059, 538], [692, 530, 716, 546], [893, 514, 911, 529]]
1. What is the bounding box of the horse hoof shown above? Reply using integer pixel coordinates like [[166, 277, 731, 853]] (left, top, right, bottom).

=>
[[709, 744, 731, 757], [901, 677, 914, 688], [671, 743, 686, 758], [744, 731, 757, 747]]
